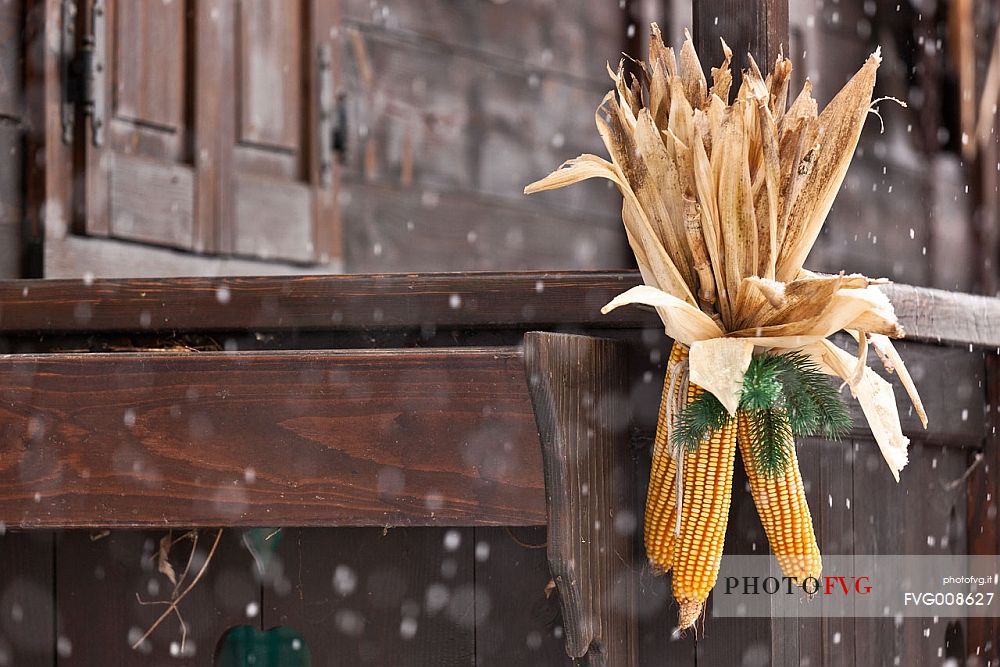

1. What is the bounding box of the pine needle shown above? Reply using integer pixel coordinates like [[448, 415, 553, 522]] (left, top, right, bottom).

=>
[[672, 390, 731, 451], [673, 350, 851, 474], [743, 406, 793, 477]]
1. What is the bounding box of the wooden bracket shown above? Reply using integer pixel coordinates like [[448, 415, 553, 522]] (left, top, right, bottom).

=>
[[524, 332, 638, 667]]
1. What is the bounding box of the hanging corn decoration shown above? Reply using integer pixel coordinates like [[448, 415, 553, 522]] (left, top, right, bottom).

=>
[[525, 25, 928, 632], [737, 413, 821, 584]]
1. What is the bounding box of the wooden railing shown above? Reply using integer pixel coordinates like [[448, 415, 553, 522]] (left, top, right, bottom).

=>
[[0, 269, 997, 666]]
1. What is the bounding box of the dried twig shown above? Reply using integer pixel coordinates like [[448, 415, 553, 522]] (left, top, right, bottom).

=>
[[131, 528, 223, 651]]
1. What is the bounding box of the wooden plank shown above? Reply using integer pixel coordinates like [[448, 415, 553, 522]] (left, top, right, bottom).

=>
[[0, 123, 21, 277], [0, 271, 644, 332], [524, 332, 637, 665], [3, 271, 1000, 349], [233, 174, 314, 263], [967, 354, 1000, 663], [0, 222, 19, 279], [109, 154, 195, 249], [0, 531, 54, 666], [342, 181, 625, 273], [0, 348, 545, 528], [820, 439, 855, 667], [694, 0, 789, 86], [236, 0, 302, 151], [193, 0, 231, 255], [851, 439, 972, 665], [339, 25, 619, 223], [55, 529, 253, 664], [472, 526, 573, 665], [341, 0, 626, 87], [262, 527, 476, 665], [23, 0, 74, 269], [0, 0, 21, 118], [309, 0, 342, 263], [43, 235, 342, 279], [114, 0, 185, 131]]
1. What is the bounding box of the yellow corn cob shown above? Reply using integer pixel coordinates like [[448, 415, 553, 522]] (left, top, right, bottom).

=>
[[642, 343, 690, 572], [737, 414, 822, 584], [644, 342, 738, 630]]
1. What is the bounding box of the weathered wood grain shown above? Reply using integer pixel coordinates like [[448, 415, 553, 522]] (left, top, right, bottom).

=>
[[262, 527, 477, 665], [43, 235, 343, 280], [341, 0, 626, 87], [472, 526, 573, 665], [3, 271, 1000, 349], [343, 182, 625, 273], [524, 332, 637, 666], [339, 24, 620, 223], [0, 531, 54, 666], [55, 529, 252, 665], [0, 348, 545, 528], [694, 0, 789, 87], [967, 354, 1000, 663], [109, 154, 195, 250], [0, 0, 22, 119]]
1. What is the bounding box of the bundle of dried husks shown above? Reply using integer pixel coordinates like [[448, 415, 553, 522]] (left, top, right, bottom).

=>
[[525, 25, 926, 631]]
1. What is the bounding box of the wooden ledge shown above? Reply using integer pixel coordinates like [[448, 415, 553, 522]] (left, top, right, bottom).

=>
[[0, 271, 997, 348], [0, 347, 545, 528]]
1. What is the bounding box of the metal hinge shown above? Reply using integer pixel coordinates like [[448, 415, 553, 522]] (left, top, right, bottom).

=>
[[318, 44, 348, 188], [61, 0, 105, 146]]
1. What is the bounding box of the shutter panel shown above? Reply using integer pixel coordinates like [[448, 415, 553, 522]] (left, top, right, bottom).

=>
[[76, 0, 338, 265], [226, 0, 339, 264], [82, 0, 209, 251]]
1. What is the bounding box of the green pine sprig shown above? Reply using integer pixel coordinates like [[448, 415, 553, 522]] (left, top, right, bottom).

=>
[[669, 350, 853, 477], [744, 406, 793, 476], [672, 390, 732, 452]]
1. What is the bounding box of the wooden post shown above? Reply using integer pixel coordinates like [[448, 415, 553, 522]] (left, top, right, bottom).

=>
[[524, 332, 638, 667], [693, 0, 789, 84]]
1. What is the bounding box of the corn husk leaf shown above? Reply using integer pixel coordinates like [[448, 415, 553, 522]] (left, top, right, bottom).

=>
[[601, 284, 723, 344], [805, 339, 910, 480], [869, 333, 928, 428], [777, 51, 881, 281], [689, 338, 755, 415]]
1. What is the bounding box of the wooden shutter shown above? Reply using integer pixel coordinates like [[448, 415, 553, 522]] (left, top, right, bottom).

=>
[[80, 0, 209, 251], [76, 0, 338, 265], [226, 0, 338, 263]]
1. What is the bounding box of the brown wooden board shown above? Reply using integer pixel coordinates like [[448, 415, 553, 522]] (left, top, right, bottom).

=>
[[0, 531, 54, 666], [341, 0, 625, 89], [342, 182, 625, 273], [54, 529, 254, 665], [471, 526, 573, 666], [2, 271, 1000, 350], [694, 0, 789, 87], [0, 348, 545, 528], [524, 332, 637, 666], [967, 356, 1000, 663], [262, 527, 476, 666]]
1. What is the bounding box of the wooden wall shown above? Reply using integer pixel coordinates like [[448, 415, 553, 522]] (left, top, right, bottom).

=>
[[337, 1, 629, 273], [0, 0, 21, 278], [4, 0, 981, 282]]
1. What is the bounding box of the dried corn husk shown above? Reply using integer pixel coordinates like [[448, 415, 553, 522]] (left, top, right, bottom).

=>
[[524, 25, 926, 630], [525, 27, 923, 476]]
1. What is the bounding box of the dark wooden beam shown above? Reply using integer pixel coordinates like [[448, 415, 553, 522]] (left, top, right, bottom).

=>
[[2, 273, 1000, 350], [0, 338, 975, 530], [525, 333, 637, 666], [693, 0, 789, 82], [0, 348, 546, 528], [967, 354, 1000, 663]]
